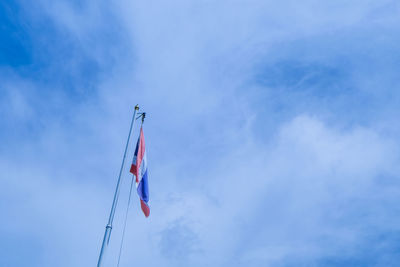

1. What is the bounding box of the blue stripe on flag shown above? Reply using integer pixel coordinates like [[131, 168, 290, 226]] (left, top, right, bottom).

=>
[[137, 169, 149, 203]]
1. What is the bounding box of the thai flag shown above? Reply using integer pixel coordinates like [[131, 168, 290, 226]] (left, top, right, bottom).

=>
[[130, 127, 150, 217]]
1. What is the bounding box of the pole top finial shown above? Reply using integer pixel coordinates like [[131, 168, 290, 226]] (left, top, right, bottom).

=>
[[135, 104, 139, 110]]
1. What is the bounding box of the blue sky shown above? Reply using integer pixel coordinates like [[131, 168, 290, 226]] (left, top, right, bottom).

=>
[[1, 0, 400, 266]]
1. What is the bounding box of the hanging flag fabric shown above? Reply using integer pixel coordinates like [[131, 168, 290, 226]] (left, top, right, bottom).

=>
[[130, 127, 150, 217]]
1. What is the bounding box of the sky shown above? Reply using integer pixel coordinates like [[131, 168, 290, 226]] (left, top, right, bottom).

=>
[[1, 0, 400, 266]]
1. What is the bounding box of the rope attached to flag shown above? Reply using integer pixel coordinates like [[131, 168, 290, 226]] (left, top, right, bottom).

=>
[[116, 116, 146, 266], [116, 174, 136, 267]]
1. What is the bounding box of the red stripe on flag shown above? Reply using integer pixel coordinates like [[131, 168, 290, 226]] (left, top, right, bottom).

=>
[[130, 164, 137, 175], [130, 164, 139, 182], [136, 130, 143, 171], [140, 199, 150, 217], [134, 128, 146, 179]]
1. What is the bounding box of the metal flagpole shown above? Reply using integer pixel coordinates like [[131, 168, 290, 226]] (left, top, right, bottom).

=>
[[97, 104, 140, 267]]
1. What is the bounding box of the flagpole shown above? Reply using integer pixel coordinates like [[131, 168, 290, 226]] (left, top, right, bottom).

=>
[[97, 104, 140, 267]]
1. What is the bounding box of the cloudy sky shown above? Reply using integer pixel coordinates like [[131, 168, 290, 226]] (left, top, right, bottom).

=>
[[1, 0, 400, 266]]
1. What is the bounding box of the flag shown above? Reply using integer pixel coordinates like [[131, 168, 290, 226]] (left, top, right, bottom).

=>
[[130, 127, 150, 217]]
